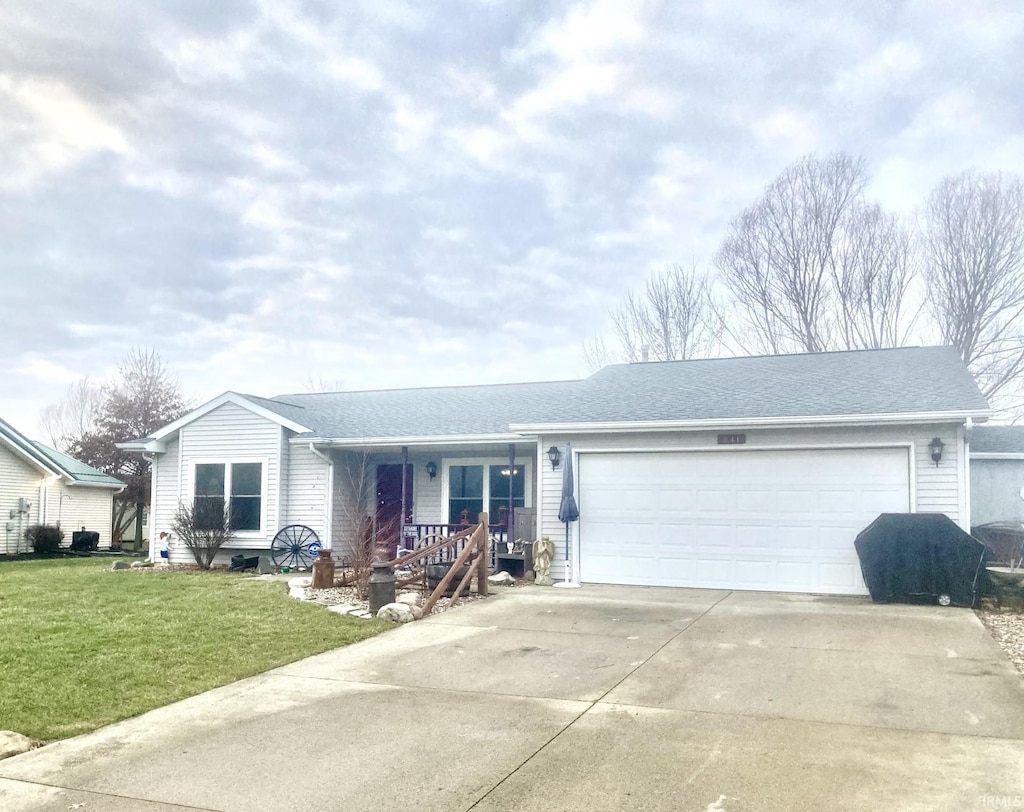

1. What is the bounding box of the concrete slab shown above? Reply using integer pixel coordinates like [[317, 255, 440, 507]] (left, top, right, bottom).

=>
[[0, 779, 198, 812], [423, 587, 713, 641], [0, 674, 588, 811], [687, 595, 1006, 659], [604, 622, 1024, 738], [472, 703, 1024, 812], [1, 585, 1020, 811], [276, 619, 661, 702]]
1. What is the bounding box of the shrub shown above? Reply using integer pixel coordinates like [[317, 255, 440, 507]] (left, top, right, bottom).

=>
[[171, 501, 235, 569], [24, 524, 64, 555]]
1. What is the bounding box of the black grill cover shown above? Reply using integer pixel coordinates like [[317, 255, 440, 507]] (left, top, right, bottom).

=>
[[854, 513, 992, 607], [70, 530, 99, 552]]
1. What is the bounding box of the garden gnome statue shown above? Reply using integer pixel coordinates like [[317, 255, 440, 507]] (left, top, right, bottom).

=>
[[533, 537, 555, 586]]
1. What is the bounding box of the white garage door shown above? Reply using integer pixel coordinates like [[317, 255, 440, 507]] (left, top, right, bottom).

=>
[[578, 448, 911, 595]]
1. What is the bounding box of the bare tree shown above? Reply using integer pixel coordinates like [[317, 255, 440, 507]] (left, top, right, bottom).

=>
[[582, 333, 616, 373], [715, 153, 869, 354], [921, 170, 1024, 405], [303, 374, 345, 393], [590, 264, 723, 365], [53, 348, 190, 546], [333, 450, 400, 597], [40, 378, 103, 452], [832, 203, 919, 349], [171, 500, 235, 569]]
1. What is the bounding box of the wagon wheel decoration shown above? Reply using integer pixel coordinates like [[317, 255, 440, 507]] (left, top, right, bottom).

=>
[[270, 525, 321, 571]]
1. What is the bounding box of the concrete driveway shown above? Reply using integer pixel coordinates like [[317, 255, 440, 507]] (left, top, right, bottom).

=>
[[2, 585, 1023, 811]]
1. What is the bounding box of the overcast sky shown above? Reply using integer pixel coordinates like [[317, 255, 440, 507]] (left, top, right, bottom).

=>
[[2, 0, 1022, 438]]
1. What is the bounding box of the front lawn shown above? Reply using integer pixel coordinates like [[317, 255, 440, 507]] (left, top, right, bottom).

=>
[[0, 558, 388, 742]]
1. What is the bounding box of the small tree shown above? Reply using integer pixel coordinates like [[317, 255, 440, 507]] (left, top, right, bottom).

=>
[[335, 451, 402, 598], [171, 501, 234, 569]]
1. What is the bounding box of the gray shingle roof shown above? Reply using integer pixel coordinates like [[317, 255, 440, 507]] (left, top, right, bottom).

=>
[[970, 426, 1024, 454], [250, 346, 988, 439]]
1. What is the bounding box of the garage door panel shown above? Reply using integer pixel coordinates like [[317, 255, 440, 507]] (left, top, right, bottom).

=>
[[735, 525, 775, 551], [777, 525, 818, 554], [579, 448, 910, 595]]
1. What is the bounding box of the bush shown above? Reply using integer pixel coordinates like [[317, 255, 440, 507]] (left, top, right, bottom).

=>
[[171, 501, 235, 569], [25, 524, 64, 555]]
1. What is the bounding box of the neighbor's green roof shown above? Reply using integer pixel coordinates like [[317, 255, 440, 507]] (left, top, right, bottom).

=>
[[31, 442, 124, 487]]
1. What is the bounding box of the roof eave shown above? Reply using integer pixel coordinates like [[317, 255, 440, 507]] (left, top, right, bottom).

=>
[[295, 432, 529, 448], [510, 410, 993, 435], [148, 392, 312, 442], [116, 439, 168, 454]]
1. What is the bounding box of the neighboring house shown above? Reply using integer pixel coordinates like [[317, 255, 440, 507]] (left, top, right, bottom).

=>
[[969, 425, 1024, 526], [0, 417, 125, 554], [122, 346, 990, 596]]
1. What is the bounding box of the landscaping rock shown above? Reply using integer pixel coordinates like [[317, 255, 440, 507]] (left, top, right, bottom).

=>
[[376, 602, 416, 623], [130, 561, 153, 569], [110, 561, 131, 571], [289, 587, 308, 600], [287, 576, 312, 589], [410, 605, 424, 620], [396, 592, 421, 607], [0, 731, 33, 760], [488, 571, 515, 586], [257, 556, 274, 574], [326, 604, 362, 615]]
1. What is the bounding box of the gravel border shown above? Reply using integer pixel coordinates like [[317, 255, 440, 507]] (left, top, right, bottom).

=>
[[303, 583, 491, 615], [977, 610, 1024, 676]]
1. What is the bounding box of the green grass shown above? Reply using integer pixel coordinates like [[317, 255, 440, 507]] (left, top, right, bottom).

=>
[[0, 558, 388, 741]]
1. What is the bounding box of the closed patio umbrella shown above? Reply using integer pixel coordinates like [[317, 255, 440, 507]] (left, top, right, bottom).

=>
[[554, 442, 581, 589]]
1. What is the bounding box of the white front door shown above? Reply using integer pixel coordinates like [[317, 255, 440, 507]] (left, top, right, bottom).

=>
[[577, 448, 911, 595]]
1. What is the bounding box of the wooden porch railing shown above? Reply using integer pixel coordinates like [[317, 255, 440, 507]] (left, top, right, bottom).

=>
[[401, 522, 507, 569], [385, 513, 491, 618]]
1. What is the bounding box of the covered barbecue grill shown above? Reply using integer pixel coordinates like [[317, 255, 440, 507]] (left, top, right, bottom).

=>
[[854, 513, 992, 607]]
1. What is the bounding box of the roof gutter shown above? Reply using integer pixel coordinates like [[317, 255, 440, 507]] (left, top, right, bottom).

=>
[[289, 433, 527, 448], [510, 410, 993, 435]]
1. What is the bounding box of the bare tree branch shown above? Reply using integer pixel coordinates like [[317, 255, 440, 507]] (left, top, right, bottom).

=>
[[715, 152, 869, 353], [39, 378, 103, 452], [604, 264, 723, 363], [921, 170, 1024, 404]]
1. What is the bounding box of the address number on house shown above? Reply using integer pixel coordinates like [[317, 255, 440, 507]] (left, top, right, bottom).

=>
[[717, 433, 747, 445]]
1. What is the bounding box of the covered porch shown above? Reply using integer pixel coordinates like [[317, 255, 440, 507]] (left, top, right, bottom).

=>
[[309, 439, 541, 570]]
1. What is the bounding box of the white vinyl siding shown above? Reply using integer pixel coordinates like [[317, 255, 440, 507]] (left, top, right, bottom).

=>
[[0, 444, 43, 554], [156, 403, 286, 564], [284, 442, 330, 547], [538, 423, 966, 584], [41, 482, 114, 547]]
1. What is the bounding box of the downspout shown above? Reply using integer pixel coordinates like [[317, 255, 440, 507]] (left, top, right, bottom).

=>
[[308, 443, 334, 551], [963, 417, 973, 532], [400, 445, 408, 536], [143, 453, 158, 562]]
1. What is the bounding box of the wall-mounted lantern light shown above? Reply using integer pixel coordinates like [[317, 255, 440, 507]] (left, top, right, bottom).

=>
[[425, 461, 438, 480], [928, 437, 944, 467], [546, 445, 562, 470]]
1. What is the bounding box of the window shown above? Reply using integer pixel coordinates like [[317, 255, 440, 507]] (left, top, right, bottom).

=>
[[193, 462, 263, 532], [446, 461, 527, 526]]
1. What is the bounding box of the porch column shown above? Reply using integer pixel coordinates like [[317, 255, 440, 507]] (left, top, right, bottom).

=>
[[508, 443, 515, 536], [400, 445, 409, 537]]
